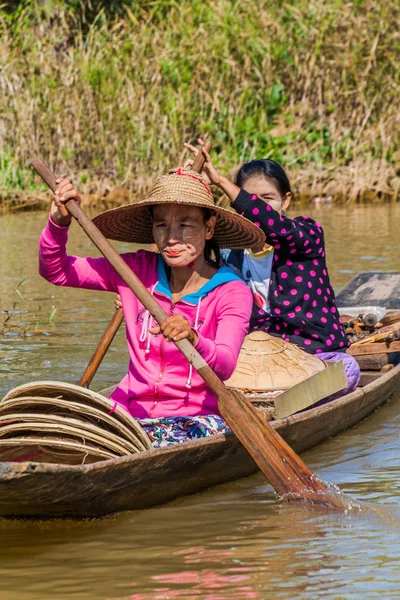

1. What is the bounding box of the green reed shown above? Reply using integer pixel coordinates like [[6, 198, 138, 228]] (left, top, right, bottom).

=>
[[0, 0, 399, 206]]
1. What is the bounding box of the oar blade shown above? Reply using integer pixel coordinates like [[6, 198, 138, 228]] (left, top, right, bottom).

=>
[[274, 360, 347, 419], [215, 386, 348, 509]]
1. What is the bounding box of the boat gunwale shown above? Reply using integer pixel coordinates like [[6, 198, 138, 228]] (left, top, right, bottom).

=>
[[2, 364, 399, 477]]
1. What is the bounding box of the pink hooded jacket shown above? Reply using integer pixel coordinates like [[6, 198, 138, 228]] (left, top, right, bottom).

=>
[[39, 218, 253, 418]]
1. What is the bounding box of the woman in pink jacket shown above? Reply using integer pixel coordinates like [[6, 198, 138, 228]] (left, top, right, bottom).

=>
[[39, 168, 264, 447]]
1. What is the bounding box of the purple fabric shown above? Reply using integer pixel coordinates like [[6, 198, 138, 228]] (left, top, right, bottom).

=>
[[227, 190, 350, 354]]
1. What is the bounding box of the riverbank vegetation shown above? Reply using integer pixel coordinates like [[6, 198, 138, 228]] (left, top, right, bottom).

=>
[[1, 0, 399, 209]]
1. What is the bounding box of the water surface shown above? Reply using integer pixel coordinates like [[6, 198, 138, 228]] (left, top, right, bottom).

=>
[[1, 203, 400, 600]]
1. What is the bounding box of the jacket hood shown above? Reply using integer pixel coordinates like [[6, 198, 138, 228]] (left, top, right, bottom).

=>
[[155, 255, 243, 303]]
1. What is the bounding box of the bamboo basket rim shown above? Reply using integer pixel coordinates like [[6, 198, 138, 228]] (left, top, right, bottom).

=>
[[0, 396, 149, 452], [2, 381, 152, 451]]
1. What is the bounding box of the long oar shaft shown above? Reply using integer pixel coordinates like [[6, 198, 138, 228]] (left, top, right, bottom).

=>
[[32, 156, 347, 508], [77, 307, 124, 388]]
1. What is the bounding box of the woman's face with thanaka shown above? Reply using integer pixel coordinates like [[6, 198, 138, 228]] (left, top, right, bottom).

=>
[[152, 204, 216, 268], [242, 175, 292, 214]]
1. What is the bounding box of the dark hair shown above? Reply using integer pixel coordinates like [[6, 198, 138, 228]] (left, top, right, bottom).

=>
[[234, 159, 292, 198], [149, 205, 220, 268], [201, 208, 220, 268]]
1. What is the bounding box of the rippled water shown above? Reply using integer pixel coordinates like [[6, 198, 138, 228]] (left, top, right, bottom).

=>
[[1, 203, 400, 600]]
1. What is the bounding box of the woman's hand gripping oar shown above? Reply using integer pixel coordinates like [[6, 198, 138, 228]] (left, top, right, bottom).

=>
[[76, 145, 211, 389], [31, 155, 348, 510]]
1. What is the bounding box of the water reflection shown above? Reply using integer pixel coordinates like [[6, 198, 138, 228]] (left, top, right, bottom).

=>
[[1, 204, 400, 600]]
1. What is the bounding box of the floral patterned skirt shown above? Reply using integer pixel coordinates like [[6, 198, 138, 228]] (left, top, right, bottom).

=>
[[139, 415, 230, 448]]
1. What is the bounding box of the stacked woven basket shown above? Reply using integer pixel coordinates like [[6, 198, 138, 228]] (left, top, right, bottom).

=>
[[0, 381, 152, 464]]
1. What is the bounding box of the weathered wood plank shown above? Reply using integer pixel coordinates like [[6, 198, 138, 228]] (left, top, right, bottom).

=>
[[348, 342, 400, 355], [354, 354, 389, 370]]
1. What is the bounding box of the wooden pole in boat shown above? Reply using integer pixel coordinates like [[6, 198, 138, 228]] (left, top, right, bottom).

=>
[[77, 307, 124, 388], [76, 143, 212, 389], [32, 155, 348, 509]]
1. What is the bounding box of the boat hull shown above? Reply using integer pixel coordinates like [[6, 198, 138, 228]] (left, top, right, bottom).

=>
[[0, 365, 399, 518]]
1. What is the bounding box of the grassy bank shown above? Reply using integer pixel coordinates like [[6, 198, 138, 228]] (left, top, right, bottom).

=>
[[1, 0, 400, 209]]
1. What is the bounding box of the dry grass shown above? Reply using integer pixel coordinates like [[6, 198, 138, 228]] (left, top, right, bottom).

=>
[[0, 0, 399, 209]]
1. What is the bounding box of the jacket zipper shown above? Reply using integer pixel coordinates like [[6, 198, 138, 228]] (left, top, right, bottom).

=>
[[149, 302, 175, 416]]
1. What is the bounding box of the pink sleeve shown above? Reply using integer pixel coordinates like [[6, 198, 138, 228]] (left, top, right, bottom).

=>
[[38, 217, 119, 292], [194, 280, 252, 380]]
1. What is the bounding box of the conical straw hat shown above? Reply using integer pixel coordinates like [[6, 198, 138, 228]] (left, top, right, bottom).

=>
[[92, 168, 265, 250], [225, 331, 326, 392], [0, 396, 147, 452], [2, 381, 151, 451], [0, 381, 152, 464], [0, 438, 116, 465]]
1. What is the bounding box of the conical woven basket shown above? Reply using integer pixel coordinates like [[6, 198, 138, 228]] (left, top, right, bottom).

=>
[[225, 331, 326, 392], [0, 381, 152, 465]]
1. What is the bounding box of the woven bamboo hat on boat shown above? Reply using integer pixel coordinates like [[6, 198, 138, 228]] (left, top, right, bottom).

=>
[[0, 381, 152, 465], [225, 331, 326, 392], [92, 168, 265, 249]]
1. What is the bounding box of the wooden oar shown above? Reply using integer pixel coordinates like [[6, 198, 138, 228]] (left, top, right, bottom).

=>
[[32, 156, 348, 509], [76, 143, 212, 389], [77, 307, 124, 388]]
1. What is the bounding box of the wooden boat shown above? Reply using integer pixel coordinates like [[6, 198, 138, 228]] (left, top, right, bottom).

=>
[[1, 271, 399, 518], [0, 364, 399, 518]]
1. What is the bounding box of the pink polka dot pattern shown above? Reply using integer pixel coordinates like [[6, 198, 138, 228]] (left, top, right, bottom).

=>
[[227, 188, 350, 355]]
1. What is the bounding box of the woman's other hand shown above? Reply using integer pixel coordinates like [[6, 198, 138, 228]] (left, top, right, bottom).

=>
[[114, 294, 123, 310], [50, 178, 81, 226], [184, 139, 224, 186], [150, 315, 198, 344]]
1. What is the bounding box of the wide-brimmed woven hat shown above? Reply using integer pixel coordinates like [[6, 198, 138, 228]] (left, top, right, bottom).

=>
[[92, 168, 265, 249]]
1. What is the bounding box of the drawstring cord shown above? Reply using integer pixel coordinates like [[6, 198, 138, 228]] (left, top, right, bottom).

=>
[[139, 284, 157, 354], [186, 297, 202, 389], [140, 283, 201, 389]]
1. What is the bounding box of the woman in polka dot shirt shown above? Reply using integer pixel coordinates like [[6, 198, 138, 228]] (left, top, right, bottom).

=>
[[185, 141, 360, 395]]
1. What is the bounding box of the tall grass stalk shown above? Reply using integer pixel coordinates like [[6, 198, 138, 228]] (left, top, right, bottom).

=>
[[0, 0, 399, 206]]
